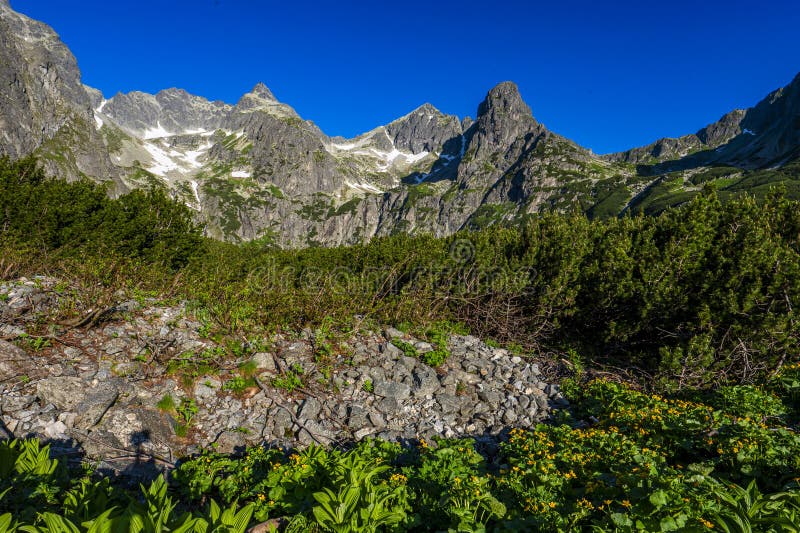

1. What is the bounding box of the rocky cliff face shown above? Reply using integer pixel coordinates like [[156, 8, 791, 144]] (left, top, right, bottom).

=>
[[0, 2, 121, 189], [1, 2, 799, 246], [101, 88, 231, 137]]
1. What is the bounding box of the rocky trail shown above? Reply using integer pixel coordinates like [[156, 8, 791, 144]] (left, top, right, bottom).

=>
[[0, 276, 565, 480]]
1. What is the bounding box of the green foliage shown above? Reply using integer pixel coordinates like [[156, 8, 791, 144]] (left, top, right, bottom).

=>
[[177, 397, 198, 425], [0, 156, 201, 270], [168, 383, 798, 531], [0, 439, 253, 532], [6, 378, 800, 531], [311, 454, 407, 532], [272, 367, 304, 393], [222, 376, 256, 394], [156, 394, 175, 412], [390, 339, 418, 359], [4, 155, 800, 391]]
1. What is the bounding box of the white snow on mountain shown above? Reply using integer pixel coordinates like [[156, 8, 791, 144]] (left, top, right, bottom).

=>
[[143, 122, 173, 139]]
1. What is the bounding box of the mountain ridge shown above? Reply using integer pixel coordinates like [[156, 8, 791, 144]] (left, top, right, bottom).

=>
[[1, 1, 799, 246]]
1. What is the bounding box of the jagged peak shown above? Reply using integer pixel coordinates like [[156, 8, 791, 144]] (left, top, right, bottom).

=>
[[110, 89, 157, 100], [413, 102, 442, 115], [250, 82, 276, 101], [157, 87, 191, 98], [235, 82, 288, 112], [389, 102, 446, 125], [477, 81, 533, 119]]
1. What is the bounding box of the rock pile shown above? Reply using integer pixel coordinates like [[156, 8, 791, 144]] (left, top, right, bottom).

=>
[[0, 277, 566, 476]]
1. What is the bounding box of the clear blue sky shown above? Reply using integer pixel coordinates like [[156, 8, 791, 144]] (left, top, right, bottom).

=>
[[10, 0, 800, 154]]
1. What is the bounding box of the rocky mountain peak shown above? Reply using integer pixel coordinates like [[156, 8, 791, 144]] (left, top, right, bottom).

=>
[[233, 82, 299, 119], [467, 81, 542, 162], [251, 82, 276, 101], [384, 102, 463, 154], [695, 109, 745, 146], [101, 88, 230, 137], [477, 81, 533, 119]]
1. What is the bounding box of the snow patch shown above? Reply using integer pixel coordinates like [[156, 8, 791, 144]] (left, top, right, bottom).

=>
[[743, 128, 756, 136], [404, 151, 429, 164], [143, 122, 173, 139], [345, 180, 383, 194], [143, 141, 179, 176], [332, 142, 357, 150], [190, 180, 202, 211], [330, 127, 431, 171], [182, 141, 213, 169], [93, 100, 107, 130], [231, 170, 252, 178]]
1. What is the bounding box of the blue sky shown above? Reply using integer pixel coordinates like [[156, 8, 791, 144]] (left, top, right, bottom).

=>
[[10, 0, 800, 153]]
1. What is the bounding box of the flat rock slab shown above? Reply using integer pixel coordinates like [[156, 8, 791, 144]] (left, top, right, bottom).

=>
[[374, 380, 411, 400], [0, 339, 35, 381], [37, 376, 120, 429]]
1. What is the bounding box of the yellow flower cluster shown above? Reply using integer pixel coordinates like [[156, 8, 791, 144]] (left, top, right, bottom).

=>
[[389, 473, 408, 485], [699, 517, 715, 528]]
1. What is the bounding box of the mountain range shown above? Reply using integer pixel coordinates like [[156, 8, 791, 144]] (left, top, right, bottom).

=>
[[1, 1, 799, 246]]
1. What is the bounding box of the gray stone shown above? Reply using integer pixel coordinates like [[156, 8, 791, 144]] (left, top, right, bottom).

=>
[[478, 389, 501, 407], [414, 341, 434, 354], [194, 377, 221, 401], [298, 420, 335, 446], [383, 327, 405, 340], [436, 394, 461, 414], [36, 377, 87, 411], [347, 406, 368, 428], [373, 380, 410, 400], [43, 420, 69, 439], [214, 430, 248, 455], [398, 356, 417, 372], [518, 396, 531, 410], [251, 352, 277, 373], [368, 411, 386, 428], [377, 396, 400, 414], [354, 427, 374, 440], [0, 339, 34, 382], [502, 409, 518, 425], [75, 387, 119, 429], [412, 366, 440, 396], [298, 397, 322, 421]]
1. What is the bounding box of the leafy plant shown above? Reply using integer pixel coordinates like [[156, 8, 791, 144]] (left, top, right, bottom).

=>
[[272, 368, 303, 393]]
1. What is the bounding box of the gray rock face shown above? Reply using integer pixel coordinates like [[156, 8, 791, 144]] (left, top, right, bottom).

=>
[[102, 88, 231, 136], [0, 339, 33, 382], [605, 109, 746, 166], [0, 3, 120, 186], [470, 81, 542, 160], [385, 103, 463, 154]]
